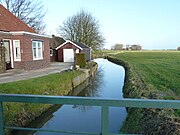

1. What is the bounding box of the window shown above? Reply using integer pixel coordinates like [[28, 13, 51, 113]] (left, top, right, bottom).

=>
[[32, 41, 43, 60], [50, 49, 53, 56], [76, 49, 79, 53], [13, 40, 21, 61]]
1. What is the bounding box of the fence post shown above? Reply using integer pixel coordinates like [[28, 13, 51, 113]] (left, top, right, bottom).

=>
[[0, 101, 5, 135], [101, 106, 109, 135]]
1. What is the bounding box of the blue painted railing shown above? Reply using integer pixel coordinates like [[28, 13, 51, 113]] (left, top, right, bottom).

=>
[[0, 94, 180, 135]]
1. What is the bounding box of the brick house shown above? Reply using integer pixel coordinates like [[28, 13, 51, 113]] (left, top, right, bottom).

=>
[[0, 4, 50, 70]]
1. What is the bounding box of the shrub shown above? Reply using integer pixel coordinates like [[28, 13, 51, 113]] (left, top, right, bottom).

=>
[[76, 53, 86, 68]]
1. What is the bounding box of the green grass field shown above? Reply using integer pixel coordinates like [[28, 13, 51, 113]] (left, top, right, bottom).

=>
[[0, 70, 82, 132], [0, 70, 82, 95], [107, 51, 180, 134], [113, 51, 180, 99]]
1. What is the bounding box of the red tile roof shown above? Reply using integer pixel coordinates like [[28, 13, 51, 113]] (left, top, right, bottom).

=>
[[0, 4, 36, 33]]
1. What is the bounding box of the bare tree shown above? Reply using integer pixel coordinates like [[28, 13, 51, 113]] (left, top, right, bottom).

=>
[[0, 0, 46, 33], [58, 9, 105, 50]]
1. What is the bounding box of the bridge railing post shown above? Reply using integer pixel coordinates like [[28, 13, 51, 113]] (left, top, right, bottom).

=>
[[0, 101, 5, 135], [101, 106, 109, 135]]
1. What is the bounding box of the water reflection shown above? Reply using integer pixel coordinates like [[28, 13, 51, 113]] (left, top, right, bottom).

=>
[[68, 66, 105, 115], [33, 58, 127, 135], [78, 66, 104, 98]]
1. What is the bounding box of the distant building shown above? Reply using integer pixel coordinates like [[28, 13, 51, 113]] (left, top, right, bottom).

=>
[[126, 44, 142, 50]]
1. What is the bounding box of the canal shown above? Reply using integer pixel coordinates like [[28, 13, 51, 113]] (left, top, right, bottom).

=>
[[34, 58, 127, 135]]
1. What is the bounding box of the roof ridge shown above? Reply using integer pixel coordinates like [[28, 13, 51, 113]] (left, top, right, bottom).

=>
[[72, 41, 90, 48], [0, 4, 37, 33]]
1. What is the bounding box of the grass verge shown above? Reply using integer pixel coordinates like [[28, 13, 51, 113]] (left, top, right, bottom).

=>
[[0, 70, 82, 134], [107, 51, 180, 134]]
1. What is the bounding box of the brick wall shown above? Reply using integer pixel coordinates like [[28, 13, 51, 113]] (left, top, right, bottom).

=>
[[0, 33, 50, 70], [13, 34, 50, 70], [0, 46, 5, 73], [50, 49, 58, 62]]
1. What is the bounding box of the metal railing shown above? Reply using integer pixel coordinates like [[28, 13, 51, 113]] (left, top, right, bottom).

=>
[[0, 94, 180, 135]]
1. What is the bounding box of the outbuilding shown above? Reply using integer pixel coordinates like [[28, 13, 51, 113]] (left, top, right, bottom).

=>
[[49, 35, 65, 62], [55, 40, 91, 62]]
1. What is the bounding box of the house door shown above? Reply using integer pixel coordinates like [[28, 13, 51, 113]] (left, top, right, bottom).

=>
[[63, 49, 74, 62], [4, 40, 12, 69]]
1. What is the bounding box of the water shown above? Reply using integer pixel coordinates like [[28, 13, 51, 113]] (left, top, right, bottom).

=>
[[34, 58, 127, 135]]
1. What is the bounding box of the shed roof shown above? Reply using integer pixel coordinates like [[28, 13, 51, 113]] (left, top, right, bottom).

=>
[[56, 40, 90, 50], [0, 4, 36, 33], [72, 41, 90, 49]]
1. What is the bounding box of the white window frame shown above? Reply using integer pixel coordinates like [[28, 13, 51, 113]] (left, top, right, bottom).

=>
[[13, 40, 21, 61], [32, 40, 43, 60], [75, 49, 79, 53], [50, 49, 53, 56], [3, 39, 14, 68]]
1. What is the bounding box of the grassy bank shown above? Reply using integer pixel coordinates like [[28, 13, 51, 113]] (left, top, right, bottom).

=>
[[114, 51, 180, 99], [107, 51, 180, 134], [0, 70, 82, 134]]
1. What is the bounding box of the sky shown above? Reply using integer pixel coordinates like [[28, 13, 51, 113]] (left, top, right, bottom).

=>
[[43, 0, 180, 50]]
